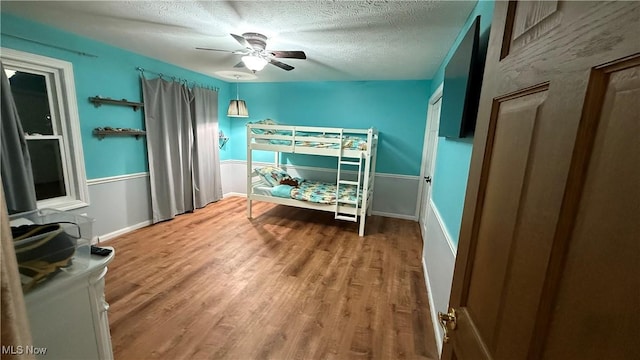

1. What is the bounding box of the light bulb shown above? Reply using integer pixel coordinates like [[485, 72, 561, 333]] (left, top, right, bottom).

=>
[[241, 56, 268, 72]]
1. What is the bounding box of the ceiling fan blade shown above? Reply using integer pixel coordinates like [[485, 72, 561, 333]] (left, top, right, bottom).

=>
[[269, 51, 307, 59], [196, 47, 248, 56], [233, 61, 245, 68], [196, 47, 234, 53], [269, 59, 294, 71], [230, 33, 253, 49]]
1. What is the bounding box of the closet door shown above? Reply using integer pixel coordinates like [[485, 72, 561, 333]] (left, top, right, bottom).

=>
[[419, 89, 441, 234]]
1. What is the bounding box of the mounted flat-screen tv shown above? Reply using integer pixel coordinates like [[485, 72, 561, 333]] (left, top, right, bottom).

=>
[[439, 16, 482, 138]]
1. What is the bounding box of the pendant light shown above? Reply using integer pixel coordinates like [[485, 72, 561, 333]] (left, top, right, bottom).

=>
[[227, 76, 248, 118]]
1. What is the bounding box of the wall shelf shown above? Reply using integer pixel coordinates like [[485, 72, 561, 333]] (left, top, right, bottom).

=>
[[93, 129, 146, 140], [89, 96, 144, 111]]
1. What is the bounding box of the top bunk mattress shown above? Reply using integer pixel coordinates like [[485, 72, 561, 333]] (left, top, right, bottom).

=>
[[248, 120, 374, 151], [255, 133, 368, 150]]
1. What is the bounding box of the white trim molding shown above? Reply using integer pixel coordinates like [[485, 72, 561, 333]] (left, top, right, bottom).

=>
[[221, 160, 421, 219], [224, 160, 420, 181], [430, 199, 457, 256], [87, 172, 149, 186], [423, 257, 444, 355], [370, 211, 416, 221], [2, 47, 89, 211], [97, 220, 151, 243], [416, 82, 444, 220], [430, 83, 444, 104], [421, 199, 457, 356]]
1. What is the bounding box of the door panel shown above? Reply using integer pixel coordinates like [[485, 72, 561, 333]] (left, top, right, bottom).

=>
[[506, 0, 561, 56], [466, 86, 548, 354], [542, 57, 640, 360], [445, 1, 640, 359]]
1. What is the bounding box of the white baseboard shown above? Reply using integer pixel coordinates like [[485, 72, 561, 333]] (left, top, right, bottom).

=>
[[97, 220, 152, 243], [370, 211, 417, 221], [423, 257, 444, 356], [223, 192, 246, 199]]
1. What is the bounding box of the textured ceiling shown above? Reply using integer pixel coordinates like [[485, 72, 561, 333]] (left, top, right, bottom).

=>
[[2, 1, 477, 82]]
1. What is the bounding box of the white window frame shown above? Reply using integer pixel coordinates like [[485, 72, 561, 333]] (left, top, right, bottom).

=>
[[2, 48, 89, 210]]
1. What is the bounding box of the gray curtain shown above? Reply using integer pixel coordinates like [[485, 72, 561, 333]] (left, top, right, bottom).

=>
[[142, 77, 194, 223], [142, 77, 222, 223], [0, 62, 37, 214], [192, 87, 222, 208]]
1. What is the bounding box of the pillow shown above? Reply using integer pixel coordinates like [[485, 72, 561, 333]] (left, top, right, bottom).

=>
[[255, 166, 290, 187], [254, 118, 277, 126], [250, 119, 278, 135]]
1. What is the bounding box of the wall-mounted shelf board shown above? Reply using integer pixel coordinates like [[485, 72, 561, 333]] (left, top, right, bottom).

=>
[[93, 130, 146, 140], [89, 96, 144, 111]]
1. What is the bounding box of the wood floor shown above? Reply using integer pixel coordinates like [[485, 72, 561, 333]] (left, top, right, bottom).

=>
[[104, 197, 438, 359]]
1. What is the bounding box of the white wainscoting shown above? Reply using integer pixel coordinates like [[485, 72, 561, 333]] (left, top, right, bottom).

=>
[[86, 172, 149, 186], [421, 199, 457, 355], [81, 161, 419, 241], [69, 172, 153, 242], [220, 160, 420, 220]]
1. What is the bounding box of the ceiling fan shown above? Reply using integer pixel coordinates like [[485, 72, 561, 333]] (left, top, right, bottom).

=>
[[197, 32, 306, 72]]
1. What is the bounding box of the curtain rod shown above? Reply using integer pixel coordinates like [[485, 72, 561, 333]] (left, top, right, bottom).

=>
[[3, 33, 98, 58], [136, 67, 219, 92]]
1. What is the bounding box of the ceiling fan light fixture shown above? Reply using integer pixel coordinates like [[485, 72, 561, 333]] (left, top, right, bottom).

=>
[[242, 55, 268, 72]]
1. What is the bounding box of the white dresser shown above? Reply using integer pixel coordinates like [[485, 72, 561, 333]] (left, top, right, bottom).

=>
[[24, 247, 115, 360]]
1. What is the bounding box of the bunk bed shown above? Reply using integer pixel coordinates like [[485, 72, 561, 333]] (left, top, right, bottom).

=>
[[246, 121, 378, 236]]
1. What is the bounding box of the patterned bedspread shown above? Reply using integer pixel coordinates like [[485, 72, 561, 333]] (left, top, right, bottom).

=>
[[287, 181, 361, 204], [252, 126, 368, 150], [295, 133, 367, 150], [254, 133, 367, 150]]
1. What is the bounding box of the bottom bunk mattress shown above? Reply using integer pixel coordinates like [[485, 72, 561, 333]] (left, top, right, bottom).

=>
[[257, 180, 362, 205]]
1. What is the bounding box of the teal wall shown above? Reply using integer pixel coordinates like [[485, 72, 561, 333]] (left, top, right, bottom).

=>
[[223, 80, 431, 175], [1, 13, 230, 179], [429, 0, 494, 246], [1, 8, 493, 232]]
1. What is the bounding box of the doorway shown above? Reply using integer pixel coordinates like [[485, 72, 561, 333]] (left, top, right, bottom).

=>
[[418, 84, 455, 352], [418, 84, 443, 236]]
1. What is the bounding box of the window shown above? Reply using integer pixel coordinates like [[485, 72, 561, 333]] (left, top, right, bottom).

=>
[[2, 48, 89, 210]]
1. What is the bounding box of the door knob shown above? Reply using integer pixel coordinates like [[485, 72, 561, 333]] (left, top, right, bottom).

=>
[[424, 176, 432, 183], [438, 307, 457, 343]]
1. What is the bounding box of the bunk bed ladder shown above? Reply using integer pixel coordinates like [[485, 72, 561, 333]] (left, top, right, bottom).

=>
[[335, 141, 362, 222]]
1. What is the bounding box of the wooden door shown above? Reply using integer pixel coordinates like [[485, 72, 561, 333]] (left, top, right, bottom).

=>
[[443, 1, 640, 359]]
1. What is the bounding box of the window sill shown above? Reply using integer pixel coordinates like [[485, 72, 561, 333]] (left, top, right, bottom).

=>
[[37, 198, 89, 212]]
